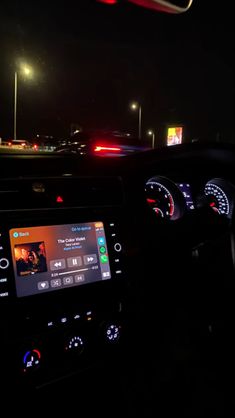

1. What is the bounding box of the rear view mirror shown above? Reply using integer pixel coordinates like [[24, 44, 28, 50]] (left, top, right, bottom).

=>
[[129, 0, 193, 13]]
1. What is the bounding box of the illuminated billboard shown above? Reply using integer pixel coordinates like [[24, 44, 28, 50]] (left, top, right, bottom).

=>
[[167, 126, 183, 146]]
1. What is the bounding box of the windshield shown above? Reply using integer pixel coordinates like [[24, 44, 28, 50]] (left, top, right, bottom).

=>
[[0, 1, 234, 155]]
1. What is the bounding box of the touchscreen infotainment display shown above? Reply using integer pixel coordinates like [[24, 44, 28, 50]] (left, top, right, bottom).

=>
[[9, 222, 111, 297]]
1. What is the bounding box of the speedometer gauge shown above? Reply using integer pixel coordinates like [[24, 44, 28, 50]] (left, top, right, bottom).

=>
[[145, 176, 186, 220], [204, 178, 235, 218]]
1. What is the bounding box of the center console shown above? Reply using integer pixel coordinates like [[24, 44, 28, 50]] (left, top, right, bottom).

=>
[[0, 206, 126, 388]]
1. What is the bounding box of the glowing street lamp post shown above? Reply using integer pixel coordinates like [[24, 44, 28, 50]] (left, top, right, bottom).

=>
[[130, 102, 142, 139], [147, 130, 155, 149], [14, 64, 33, 140]]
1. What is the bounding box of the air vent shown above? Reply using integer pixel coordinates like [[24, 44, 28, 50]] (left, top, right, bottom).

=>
[[0, 176, 124, 211]]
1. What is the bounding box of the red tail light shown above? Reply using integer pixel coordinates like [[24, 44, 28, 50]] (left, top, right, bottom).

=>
[[94, 145, 121, 153], [97, 0, 118, 4]]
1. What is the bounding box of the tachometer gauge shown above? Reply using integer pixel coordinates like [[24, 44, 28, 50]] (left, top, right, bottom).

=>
[[204, 179, 235, 218], [146, 181, 174, 218], [145, 176, 186, 220]]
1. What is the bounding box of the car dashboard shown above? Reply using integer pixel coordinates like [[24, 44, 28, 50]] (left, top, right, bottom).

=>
[[0, 143, 234, 415]]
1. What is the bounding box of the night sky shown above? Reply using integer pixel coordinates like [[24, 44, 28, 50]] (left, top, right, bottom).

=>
[[0, 0, 234, 144]]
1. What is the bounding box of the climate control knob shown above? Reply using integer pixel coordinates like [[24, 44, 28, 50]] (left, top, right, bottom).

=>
[[22, 349, 41, 372], [105, 324, 121, 343], [65, 335, 84, 354]]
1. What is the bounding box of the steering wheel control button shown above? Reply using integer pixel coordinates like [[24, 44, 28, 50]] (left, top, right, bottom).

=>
[[114, 243, 122, 252], [0, 258, 9, 270]]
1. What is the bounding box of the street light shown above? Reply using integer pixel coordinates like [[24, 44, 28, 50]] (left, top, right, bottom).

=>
[[130, 102, 142, 139], [147, 130, 155, 149], [14, 63, 33, 140]]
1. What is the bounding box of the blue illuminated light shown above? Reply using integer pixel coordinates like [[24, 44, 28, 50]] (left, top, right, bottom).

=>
[[23, 351, 31, 364]]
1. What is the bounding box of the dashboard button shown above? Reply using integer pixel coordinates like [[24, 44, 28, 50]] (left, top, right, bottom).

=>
[[60, 317, 68, 324], [114, 243, 122, 252], [47, 321, 55, 328], [0, 258, 9, 270], [0, 291, 9, 297]]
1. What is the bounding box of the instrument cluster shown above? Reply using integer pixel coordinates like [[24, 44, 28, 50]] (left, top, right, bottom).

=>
[[145, 176, 235, 220]]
